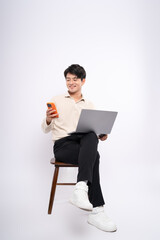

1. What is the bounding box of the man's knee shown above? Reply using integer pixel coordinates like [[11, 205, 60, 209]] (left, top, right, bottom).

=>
[[86, 131, 98, 142]]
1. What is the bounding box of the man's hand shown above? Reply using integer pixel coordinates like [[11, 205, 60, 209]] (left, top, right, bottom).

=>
[[46, 109, 58, 125], [98, 134, 108, 141]]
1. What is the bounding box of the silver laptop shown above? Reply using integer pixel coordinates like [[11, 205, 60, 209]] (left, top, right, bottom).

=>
[[69, 109, 118, 135]]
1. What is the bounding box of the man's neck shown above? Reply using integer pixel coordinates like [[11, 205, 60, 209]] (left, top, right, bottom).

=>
[[68, 91, 82, 102]]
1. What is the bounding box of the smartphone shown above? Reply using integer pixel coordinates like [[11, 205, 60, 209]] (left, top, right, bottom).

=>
[[46, 102, 59, 118]]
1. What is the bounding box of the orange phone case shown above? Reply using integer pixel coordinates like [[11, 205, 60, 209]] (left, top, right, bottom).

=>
[[47, 102, 59, 118]]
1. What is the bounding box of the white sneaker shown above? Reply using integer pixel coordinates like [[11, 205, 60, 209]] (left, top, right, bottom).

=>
[[87, 206, 117, 232], [69, 181, 93, 211]]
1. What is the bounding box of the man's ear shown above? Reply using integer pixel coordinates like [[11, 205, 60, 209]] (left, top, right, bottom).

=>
[[81, 78, 86, 85]]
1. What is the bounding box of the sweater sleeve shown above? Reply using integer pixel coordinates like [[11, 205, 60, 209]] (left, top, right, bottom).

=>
[[41, 118, 53, 133]]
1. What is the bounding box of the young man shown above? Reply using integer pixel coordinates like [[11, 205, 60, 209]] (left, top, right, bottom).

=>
[[41, 64, 117, 232]]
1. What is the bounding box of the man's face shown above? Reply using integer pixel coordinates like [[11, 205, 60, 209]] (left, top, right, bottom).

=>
[[66, 73, 85, 94]]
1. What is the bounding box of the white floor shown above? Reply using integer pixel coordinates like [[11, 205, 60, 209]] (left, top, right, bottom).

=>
[[1, 161, 160, 240]]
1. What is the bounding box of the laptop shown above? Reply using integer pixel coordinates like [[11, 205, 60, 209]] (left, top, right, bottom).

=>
[[69, 109, 118, 135]]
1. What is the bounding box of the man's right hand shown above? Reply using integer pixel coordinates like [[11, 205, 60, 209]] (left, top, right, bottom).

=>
[[46, 109, 58, 125]]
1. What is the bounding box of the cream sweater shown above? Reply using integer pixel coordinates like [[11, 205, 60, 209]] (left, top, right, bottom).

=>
[[41, 92, 94, 142]]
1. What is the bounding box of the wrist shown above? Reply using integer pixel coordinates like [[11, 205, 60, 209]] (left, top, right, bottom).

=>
[[46, 119, 51, 125]]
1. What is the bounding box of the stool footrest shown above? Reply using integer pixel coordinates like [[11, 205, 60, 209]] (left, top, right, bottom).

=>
[[57, 183, 76, 185]]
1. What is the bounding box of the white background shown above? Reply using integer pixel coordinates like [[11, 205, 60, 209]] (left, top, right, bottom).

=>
[[1, 0, 160, 240]]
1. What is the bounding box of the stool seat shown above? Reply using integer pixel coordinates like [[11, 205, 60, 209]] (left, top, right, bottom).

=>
[[48, 158, 78, 214], [50, 158, 78, 167]]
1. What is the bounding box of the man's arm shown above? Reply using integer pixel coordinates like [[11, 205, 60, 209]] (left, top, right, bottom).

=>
[[41, 108, 58, 133]]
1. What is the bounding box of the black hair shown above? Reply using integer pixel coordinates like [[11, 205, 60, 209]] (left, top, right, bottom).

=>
[[64, 64, 86, 80]]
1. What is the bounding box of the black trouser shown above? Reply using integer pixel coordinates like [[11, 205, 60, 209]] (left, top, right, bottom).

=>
[[53, 132, 105, 208]]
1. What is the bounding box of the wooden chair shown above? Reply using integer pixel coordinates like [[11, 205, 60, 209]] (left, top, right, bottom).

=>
[[48, 158, 78, 214]]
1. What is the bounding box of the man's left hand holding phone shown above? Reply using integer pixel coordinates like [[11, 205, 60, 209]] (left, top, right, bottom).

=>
[[46, 102, 59, 125]]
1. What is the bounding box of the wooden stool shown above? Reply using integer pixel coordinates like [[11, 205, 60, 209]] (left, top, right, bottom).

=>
[[48, 158, 78, 214]]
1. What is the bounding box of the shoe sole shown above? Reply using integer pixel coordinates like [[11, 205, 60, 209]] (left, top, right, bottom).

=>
[[87, 220, 117, 232]]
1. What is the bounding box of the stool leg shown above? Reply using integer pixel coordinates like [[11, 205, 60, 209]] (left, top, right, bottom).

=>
[[48, 166, 59, 214]]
